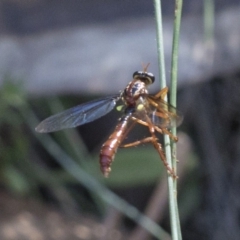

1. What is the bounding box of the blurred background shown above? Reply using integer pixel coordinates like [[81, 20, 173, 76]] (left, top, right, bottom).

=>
[[0, 0, 240, 239]]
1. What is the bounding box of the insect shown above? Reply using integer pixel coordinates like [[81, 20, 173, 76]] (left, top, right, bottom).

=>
[[35, 65, 182, 178]]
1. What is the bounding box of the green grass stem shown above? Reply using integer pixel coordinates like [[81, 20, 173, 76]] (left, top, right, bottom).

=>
[[203, 0, 215, 43], [170, 0, 183, 239], [154, 0, 183, 239]]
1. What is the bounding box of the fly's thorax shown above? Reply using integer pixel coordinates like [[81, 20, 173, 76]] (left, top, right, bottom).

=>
[[122, 79, 149, 106]]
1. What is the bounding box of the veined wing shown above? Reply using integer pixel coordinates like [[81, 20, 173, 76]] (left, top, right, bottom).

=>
[[146, 95, 183, 128], [36, 95, 120, 133]]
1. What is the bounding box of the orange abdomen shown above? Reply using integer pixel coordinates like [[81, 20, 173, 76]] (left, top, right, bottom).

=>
[[99, 114, 133, 177]]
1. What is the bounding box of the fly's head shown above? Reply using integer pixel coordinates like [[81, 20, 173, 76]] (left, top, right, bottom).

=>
[[132, 70, 155, 86], [122, 70, 155, 106]]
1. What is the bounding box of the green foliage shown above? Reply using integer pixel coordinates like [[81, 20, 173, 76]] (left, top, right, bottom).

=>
[[0, 79, 31, 195]]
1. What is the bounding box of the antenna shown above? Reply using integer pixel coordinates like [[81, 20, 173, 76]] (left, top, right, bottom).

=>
[[142, 63, 150, 72]]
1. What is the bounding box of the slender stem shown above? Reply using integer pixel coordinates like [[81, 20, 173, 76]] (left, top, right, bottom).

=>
[[170, 0, 182, 190], [154, 0, 166, 89], [170, 0, 183, 108], [154, 0, 182, 239], [203, 0, 215, 43], [170, 0, 183, 239]]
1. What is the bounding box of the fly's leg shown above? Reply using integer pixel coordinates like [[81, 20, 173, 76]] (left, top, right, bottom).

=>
[[150, 136, 177, 178], [121, 137, 158, 148], [131, 117, 178, 142], [126, 117, 178, 178], [131, 117, 163, 134], [153, 87, 168, 99], [141, 115, 177, 178], [162, 128, 178, 142], [146, 119, 177, 178], [153, 141, 178, 178], [121, 135, 177, 178]]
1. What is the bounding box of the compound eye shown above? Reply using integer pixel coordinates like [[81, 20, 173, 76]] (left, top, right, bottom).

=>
[[133, 71, 142, 79], [133, 71, 155, 85], [145, 72, 155, 84]]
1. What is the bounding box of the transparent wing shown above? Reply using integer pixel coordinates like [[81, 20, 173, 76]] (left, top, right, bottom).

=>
[[36, 95, 120, 133], [146, 96, 183, 128]]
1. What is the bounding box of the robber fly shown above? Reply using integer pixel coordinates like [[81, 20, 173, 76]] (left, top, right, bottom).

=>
[[36, 64, 182, 178]]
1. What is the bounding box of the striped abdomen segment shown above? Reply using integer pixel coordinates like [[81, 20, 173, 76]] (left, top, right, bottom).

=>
[[99, 114, 133, 177]]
